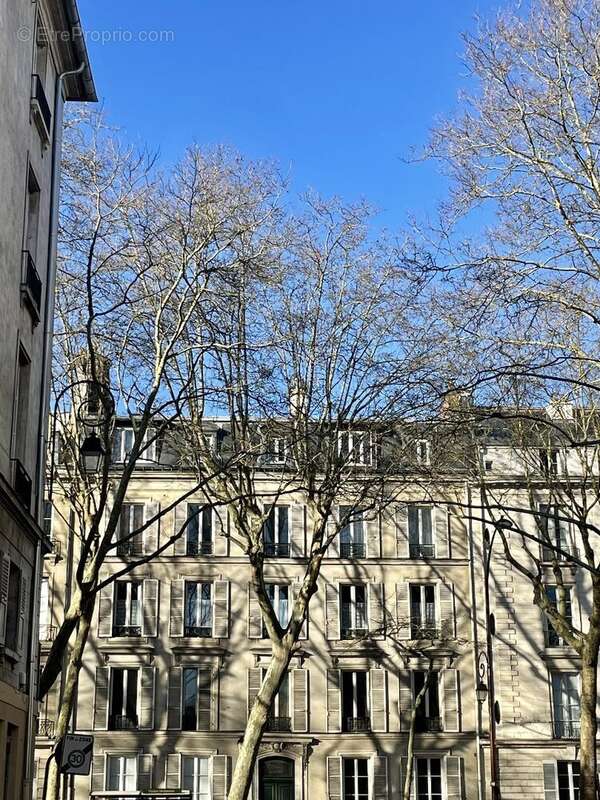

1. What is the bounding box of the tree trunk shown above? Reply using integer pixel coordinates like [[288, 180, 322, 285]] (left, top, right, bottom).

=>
[[403, 665, 433, 800], [227, 645, 291, 800], [579, 639, 598, 800], [45, 598, 93, 800]]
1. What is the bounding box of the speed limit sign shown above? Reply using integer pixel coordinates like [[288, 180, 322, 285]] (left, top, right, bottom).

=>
[[59, 734, 94, 775]]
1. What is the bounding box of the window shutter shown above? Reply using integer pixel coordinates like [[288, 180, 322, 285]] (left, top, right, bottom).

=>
[[439, 582, 456, 639], [0, 554, 10, 644], [142, 579, 159, 637], [197, 668, 212, 730], [327, 505, 340, 558], [372, 755, 388, 800], [213, 580, 230, 638], [97, 583, 113, 637], [17, 575, 28, 652], [445, 756, 462, 800], [165, 753, 181, 790], [111, 429, 122, 463], [213, 508, 229, 556], [396, 504, 409, 558], [211, 755, 228, 800], [368, 582, 385, 637], [399, 758, 416, 800], [137, 754, 153, 791], [292, 583, 308, 639], [290, 504, 305, 557], [247, 668, 262, 717], [327, 756, 342, 800], [292, 669, 308, 732], [93, 666, 109, 730], [435, 506, 449, 558], [543, 763, 558, 800], [247, 583, 263, 639], [398, 669, 412, 730], [143, 501, 159, 554], [167, 667, 182, 729], [396, 582, 410, 639], [443, 668, 460, 732], [173, 502, 187, 556], [325, 583, 340, 640], [370, 669, 387, 732], [139, 666, 155, 729], [34, 759, 45, 800], [366, 511, 381, 558], [327, 668, 341, 732], [169, 579, 184, 637], [90, 753, 105, 793]]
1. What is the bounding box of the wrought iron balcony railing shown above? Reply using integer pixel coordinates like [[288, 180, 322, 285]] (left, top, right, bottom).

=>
[[36, 718, 55, 738], [409, 543, 436, 559], [415, 715, 442, 732], [21, 250, 42, 323], [343, 716, 371, 732], [109, 714, 139, 730], [184, 625, 212, 638], [340, 542, 366, 559], [40, 624, 57, 642], [116, 538, 142, 557], [410, 619, 440, 640], [554, 719, 580, 739], [264, 542, 290, 557], [112, 625, 142, 637], [340, 626, 368, 640], [186, 541, 213, 556], [266, 715, 291, 732]]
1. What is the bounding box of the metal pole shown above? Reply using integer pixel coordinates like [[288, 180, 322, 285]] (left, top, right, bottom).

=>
[[482, 526, 501, 800]]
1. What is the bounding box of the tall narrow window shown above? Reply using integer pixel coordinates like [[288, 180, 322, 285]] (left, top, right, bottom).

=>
[[415, 758, 443, 800], [342, 757, 369, 800], [42, 499, 53, 538], [341, 671, 369, 732], [557, 761, 580, 800], [338, 431, 372, 466], [14, 347, 31, 464], [410, 584, 437, 638], [416, 439, 430, 466], [340, 584, 368, 639], [184, 582, 213, 637], [545, 586, 573, 647], [267, 437, 288, 464], [39, 576, 49, 641], [117, 503, 144, 556], [264, 669, 290, 731], [107, 755, 137, 791], [5, 562, 21, 652], [264, 584, 289, 636], [539, 448, 560, 476], [182, 756, 210, 800], [186, 505, 213, 555], [339, 506, 365, 558], [182, 667, 212, 731], [263, 506, 289, 557], [109, 668, 139, 730], [25, 167, 41, 262], [552, 672, 580, 739], [408, 506, 434, 558], [413, 671, 441, 731], [540, 505, 571, 561], [113, 582, 141, 636]]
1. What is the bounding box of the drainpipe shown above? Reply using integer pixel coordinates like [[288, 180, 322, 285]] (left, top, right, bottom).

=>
[[27, 59, 86, 794]]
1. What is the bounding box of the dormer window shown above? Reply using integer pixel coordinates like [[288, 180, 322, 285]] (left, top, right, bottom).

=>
[[267, 437, 288, 465], [539, 448, 560, 477], [112, 428, 156, 464], [416, 439, 430, 466], [338, 430, 372, 466]]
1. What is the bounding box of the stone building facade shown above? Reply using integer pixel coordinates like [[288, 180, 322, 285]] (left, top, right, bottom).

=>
[[0, 1, 94, 797]]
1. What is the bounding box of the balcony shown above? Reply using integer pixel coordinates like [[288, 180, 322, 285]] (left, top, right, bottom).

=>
[[341, 626, 368, 641], [264, 542, 290, 558], [343, 716, 371, 732], [186, 541, 213, 556], [415, 715, 442, 733], [36, 718, 55, 738], [40, 624, 57, 642], [184, 625, 212, 638], [116, 539, 142, 558], [112, 625, 142, 638], [31, 74, 52, 143], [109, 714, 138, 730], [409, 543, 435, 559], [266, 715, 291, 732], [340, 542, 366, 559], [554, 720, 580, 739], [12, 458, 32, 511], [20, 251, 42, 325], [410, 619, 440, 640]]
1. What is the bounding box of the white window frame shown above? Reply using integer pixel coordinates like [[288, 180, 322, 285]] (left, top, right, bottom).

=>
[[410, 584, 437, 636], [551, 671, 580, 738], [408, 506, 434, 557], [540, 504, 571, 560], [186, 504, 214, 555], [544, 585, 572, 646], [416, 439, 430, 466], [341, 756, 370, 800], [109, 667, 139, 727], [339, 507, 365, 557], [413, 756, 443, 800], [181, 755, 211, 800], [340, 584, 368, 635], [42, 498, 53, 538], [114, 581, 141, 629], [261, 667, 290, 718], [338, 430, 373, 466], [106, 753, 137, 792], [263, 505, 290, 556], [342, 671, 370, 723], [265, 584, 290, 630], [182, 667, 212, 731], [185, 581, 214, 633], [267, 437, 288, 464], [556, 760, 580, 800], [412, 670, 439, 719], [39, 576, 49, 639], [118, 428, 156, 463]]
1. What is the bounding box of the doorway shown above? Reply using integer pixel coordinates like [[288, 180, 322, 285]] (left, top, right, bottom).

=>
[[259, 756, 295, 800]]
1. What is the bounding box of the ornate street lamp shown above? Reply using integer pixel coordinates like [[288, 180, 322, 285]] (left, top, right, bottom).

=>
[[80, 432, 105, 473]]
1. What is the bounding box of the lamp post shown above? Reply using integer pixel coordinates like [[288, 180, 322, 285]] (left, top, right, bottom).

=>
[[79, 432, 105, 473]]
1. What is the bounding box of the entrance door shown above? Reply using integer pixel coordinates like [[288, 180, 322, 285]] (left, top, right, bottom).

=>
[[259, 757, 294, 800]]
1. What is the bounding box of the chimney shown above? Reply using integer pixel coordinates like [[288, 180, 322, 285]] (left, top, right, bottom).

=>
[[441, 387, 471, 416], [289, 379, 308, 418]]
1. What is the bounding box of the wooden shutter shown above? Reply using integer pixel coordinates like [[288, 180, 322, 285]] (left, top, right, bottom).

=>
[[165, 753, 181, 790], [292, 669, 308, 732], [247, 583, 263, 639], [439, 582, 456, 639], [139, 666, 155, 729], [291, 504, 305, 557], [97, 583, 113, 637], [370, 669, 387, 732], [170, 579, 184, 637], [543, 763, 558, 800], [17, 574, 28, 652], [368, 582, 385, 637], [167, 667, 182, 729], [327, 756, 342, 800], [211, 755, 228, 800], [93, 666, 109, 730], [327, 668, 341, 732], [197, 668, 212, 730], [173, 502, 187, 555], [366, 511, 380, 558], [247, 668, 262, 717], [445, 756, 462, 800], [372, 755, 388, 800], [111, 429, 122, 463], [396, 504, 409, 558], [0, 554, 11, 644], [327, 505, 340, 558], [90, 753, 105, 793], [325, 582, 340, 640], [213, 508, 229, 556], [435, 506, 449, 558], [396, 582, 411, 639], [292, 583, 308, 639], [443, 668, 460, 732], [142, 579, 159, 637], [144, 501, 159, 554], [137, 754, 153, 791], [213, 580, 229, 638], [398, 669, 412, 730]]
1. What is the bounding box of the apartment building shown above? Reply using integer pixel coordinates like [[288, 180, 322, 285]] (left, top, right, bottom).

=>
[[0, 1, 95, 797]]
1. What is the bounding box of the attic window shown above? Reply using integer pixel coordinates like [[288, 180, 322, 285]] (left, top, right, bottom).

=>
[[416, 440, 430, 466], [338, 431, 372, 466]]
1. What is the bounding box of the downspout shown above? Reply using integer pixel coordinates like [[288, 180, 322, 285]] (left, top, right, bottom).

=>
[[27, 60, 86, 793], [466, 479, 484, 800]]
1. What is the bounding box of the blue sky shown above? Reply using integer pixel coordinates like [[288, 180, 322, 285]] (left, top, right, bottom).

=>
[[78, 0, 503, 230]]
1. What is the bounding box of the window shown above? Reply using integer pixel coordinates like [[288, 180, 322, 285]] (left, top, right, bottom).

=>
[[340, 584, 368, 639], [113, 428, 156, 463], [557, 761, 580, 800], [107, 755, 137, 791], [343, 757, 369, 800], [113, 581, 141, 636], [264, 584, 289, 637], [182, 756, 210, 800], [264, 668, 290, 731], [34, 24, 49, 85], [415, 758, 442, 800], [14, 347, 31, 464], [540, 505, 571, 561], [413, 671, 441, 732], [545, 586, 572, 647], [539, 448, 560, 476], [25, 166, 41, 262], [182, 667, 212, 730], [267, 437, 288, 465], [416, 439, 430, 466], [342, 671, 369, 732], [39, 576, 49, 640], [109, 668, 138, 729], [338, 430, 372, 466], [263, 505, 289, 557], [552, 672, 580, 739], [5, 562, 21, 652], [42, 499, 53, 538], [186, 505, 213, 555], [409, 506, 434, 558], [340, 506, 365, 558], [117, 503, 144, 556], [410, 584, 437, 639], [184, 582, 213, 637]]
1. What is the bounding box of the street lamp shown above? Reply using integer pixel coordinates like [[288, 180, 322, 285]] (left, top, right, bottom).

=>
[[80, 432, 105, 473]]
